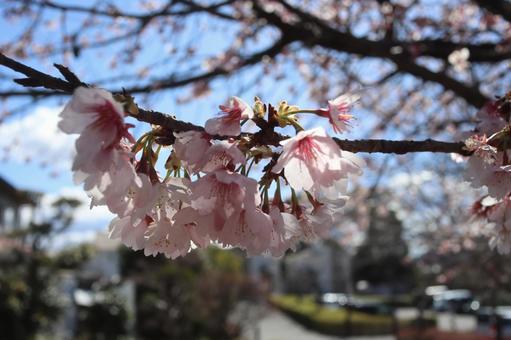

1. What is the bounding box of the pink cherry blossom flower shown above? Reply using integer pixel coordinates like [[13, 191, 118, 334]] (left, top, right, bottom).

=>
[[220, 207, 273, 255], [140, 184, 211, 259], [75, 148, 138, 209], [172, 207, 212, 248], [318, 93, 360, 133], [307, 203, 344, 238], [464, 134, 498, 165], [143, 218, 175, 257], [205, 96, 253, 136], [448, 48, 470, 72], [317, 178, 350, 204], [476, 101, 507, 136], [173, 130, 211, 173], [104, 173, 156, 220], [143, 216, 207, 259], [200, 140, 245, 172], [272, 127, 364, 198], [189, 169, 259, 231], [130, 177, 189, 219], [276, 205, 323, 242], [465, 153, 511, 200], [487, 197, 511, 254], [59, 87, 134, 171], [275, 202, 341, 245], [267, 207, 301, 256], [109, 215, 150, 251]]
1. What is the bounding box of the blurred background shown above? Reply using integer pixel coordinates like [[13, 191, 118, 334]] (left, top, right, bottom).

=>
[[0, 0, 511, 339]]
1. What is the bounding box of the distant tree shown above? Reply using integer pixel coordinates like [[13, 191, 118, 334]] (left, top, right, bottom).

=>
[[353, 195, 415, 292], [0, 197, 81, 339], [75, 287, 129, 340], [120, 247, 258, 340]]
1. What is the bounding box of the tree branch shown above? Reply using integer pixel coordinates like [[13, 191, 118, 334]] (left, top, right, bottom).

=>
[[0, 34, 292, 97], [13, 0, 235, 21], [0, 53, 472, 156], [473, 0, 511, 23]]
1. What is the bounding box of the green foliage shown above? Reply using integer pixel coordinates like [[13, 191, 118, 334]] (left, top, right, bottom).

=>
[[271, 295, 393, 331], [203, 247, 243, 273], [54, 243, 95, 270], [75, 291, 128, 340], [353, 201, 416, 290]]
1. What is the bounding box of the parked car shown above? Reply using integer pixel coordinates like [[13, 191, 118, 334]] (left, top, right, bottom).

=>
[[432, 289, 479, 314]]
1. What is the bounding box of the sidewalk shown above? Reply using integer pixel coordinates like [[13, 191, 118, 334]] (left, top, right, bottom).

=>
[[245, 309, 395, 340]]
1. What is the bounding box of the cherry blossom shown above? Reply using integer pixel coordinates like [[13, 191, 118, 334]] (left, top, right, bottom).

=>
[[465, 102, 511, 200], [205, 96, 253, 136], [464, 135, 498, 165], [465, 155, 511, 200], [189, 169, 259, 231], [220, 207, 273, 255], [487, 197, 511, 254], [59, 87, 134, 173], [267, 207, 301, 256], [143, 217, 204, 259], [56, 88, 367, 258], [448, 48, 470, 72], [200, 140, 246, 172], [285, 203, 342, 242], [173, 130, 211, 173], [108, 215, 150, 251], [272, 127, 364, 199], [317, 93, 360, 133], [476, 101, 507, 135]]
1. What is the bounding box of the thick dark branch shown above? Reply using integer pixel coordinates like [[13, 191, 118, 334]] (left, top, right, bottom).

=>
[[0, 53, 471, 156], [473, 0, 511, 23], [0, 53, 83, 92], [257, 1, 491, 108], [402, 40, 511, 63], [388, 55, 488, 108], [276, 1, 511, 62], [336, 139, 468, 155]]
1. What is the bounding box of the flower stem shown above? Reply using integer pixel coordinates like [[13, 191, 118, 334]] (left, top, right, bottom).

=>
[[285, 109, 318, 116]]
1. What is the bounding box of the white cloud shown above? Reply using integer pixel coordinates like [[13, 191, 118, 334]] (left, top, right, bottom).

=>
[[40, 185, 114, 228], [36, 186, 115, 249], [0, 106, 76, 171], [43, 186, 114, 222]]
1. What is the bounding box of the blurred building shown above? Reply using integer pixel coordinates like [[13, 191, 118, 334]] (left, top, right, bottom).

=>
[[248, 240, 353, 295], [54, 232, 135, 339], [0, 175, 40, 232]]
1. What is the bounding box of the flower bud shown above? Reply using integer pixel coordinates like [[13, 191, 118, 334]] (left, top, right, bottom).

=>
[[253, 96, 266, 118], [275, 100, 299, 128]]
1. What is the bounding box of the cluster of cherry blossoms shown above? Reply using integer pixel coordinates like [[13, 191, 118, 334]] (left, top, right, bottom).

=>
[[464, 94, 511, 253], [58, 87, 364, 258]]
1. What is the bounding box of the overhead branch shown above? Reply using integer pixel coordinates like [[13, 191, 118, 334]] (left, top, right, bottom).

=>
[[0, 36, 291, 97], [12, 0, 236, 21], [473, 0, 511, 23], [255, 0, 491, 108], [0, 53, 472, 156]]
